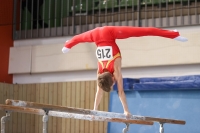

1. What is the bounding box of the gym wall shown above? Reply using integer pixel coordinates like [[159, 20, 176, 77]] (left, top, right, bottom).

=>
[[0, 81, 109, 133]]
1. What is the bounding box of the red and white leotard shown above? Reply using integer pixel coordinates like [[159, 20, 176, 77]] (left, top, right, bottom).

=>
[[64, 26, 180, 74]]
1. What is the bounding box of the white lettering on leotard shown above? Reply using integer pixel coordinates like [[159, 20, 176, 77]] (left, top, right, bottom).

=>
[[96, 46, 113, 61]]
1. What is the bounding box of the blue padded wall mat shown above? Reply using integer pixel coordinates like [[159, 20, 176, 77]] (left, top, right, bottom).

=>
[[133, 81, 200, 90], [113, 78, 139, 91], [135, 75, 200, 91], [139, 75, 200, 83], [113, 75, 200, 91]]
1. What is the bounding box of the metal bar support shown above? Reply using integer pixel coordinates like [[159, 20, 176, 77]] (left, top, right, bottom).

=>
[[42, 110, 49, 133], [159, 123, 164, 133], [122, 123, 130, 133], [1, 112, 10, 133]]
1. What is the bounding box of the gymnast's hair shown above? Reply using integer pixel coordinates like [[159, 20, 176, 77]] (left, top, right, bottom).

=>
[[97, 72, 113, 92]]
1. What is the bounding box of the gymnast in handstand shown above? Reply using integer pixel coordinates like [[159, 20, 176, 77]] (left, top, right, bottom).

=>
[[62, 26, 188, 118]]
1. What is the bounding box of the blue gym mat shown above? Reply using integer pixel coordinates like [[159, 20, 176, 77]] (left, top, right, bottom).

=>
[[113, 75, 200, 91]]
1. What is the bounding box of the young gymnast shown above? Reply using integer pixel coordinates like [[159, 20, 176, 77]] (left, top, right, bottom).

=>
[[62, 26, 188, 118]]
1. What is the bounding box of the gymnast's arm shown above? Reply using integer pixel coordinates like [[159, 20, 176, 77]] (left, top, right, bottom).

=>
[[62, 30, 94, 53], [113, 58, 131, 117], [94, 72, 104, 110], [94, 84, 103, 110]]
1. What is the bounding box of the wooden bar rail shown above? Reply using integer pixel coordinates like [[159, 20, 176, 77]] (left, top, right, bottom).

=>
[[0, 104, 153, 125], [1, 99, 186, 133], [5, 99, 186, 125]]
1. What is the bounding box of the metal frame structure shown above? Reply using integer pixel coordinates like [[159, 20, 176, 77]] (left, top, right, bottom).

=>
[[12, 0, 200, 39], [0, 99, 185, 133]]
